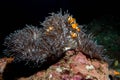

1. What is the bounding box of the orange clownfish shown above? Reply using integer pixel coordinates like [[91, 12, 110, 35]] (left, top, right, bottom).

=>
[[46, 26, 54, 32], [114, 70, 120, 75], [70, 31, 77, 38], [68, 16, 76, 24], [68, 16, 80, 32], [71, 23, 80, 32]]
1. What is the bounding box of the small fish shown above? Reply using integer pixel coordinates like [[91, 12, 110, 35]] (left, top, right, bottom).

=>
[[68, 16, 80, 32], [70, 31, 77, 38], [114, 70, 120, 75], [68, 16, 76, 24], [46, 26, 54, 32]]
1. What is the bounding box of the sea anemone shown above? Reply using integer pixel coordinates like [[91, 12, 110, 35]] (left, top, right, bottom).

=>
[[3, 11, 111, 67], [3, 25, 45, 64]]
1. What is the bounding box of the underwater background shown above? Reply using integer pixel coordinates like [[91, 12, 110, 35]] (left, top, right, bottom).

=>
[[0, 0, 120, 74]]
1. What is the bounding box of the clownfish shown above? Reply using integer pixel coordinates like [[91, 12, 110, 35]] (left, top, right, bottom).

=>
[[68, 16, 80, 32], [114, 70, 120, 75], [70, 31, 77, 38]]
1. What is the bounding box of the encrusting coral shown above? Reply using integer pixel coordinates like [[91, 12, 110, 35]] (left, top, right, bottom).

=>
[[17, 50, 112, 80], [3, 11, 112, 67]]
